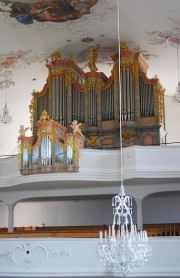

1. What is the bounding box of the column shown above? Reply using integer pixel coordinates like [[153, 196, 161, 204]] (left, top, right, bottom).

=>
[[7, 204, 16, 233], [136, 199, 143, 230]]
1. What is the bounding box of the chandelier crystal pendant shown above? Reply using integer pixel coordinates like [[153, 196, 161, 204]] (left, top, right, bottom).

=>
[[0, 68, 12, 125], [172, 45, 180, 103]]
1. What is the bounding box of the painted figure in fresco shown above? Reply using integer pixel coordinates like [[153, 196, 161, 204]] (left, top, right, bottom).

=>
[[71, 120, 85, 137], [17, 125, 29, 142], [8, 0, 98, 25]]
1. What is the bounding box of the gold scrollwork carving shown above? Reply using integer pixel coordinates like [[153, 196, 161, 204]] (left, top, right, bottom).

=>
[[29, 96, 37, 131], [83, 80, 102, 103], [39, 110, 50, 121], [120, 41, 129, 50], [48, 69, 74, 96], [17, 143, 31, 168], [112, 62, 119, 90], [51, 51, 61, 61], [38, 130, 55, 143], [122, 131, 137, 141], [87, 136, 100, 147], [65, 139, 80, 166], [154, 82, 165, 123], [64, 140, 74, 149], [17, 145, 22, 168], [74, 138, 80, 166], [120, 61, 139, 88]]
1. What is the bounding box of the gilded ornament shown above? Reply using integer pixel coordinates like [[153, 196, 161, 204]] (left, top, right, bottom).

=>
[[137, 46, 141, 52], [17, 142, 32, 168], [29, 96, 37, 131], [65, 140, 74, 150], [83, 79, 102, 103], [48, 69, 74, 95], [120, 61, 139, 88], [74, 138, 81, 166], [87, 136, 100, 147], [112, 62, 119, 90], [52, 51, 61, 60], [38, 129, 55, 143], [120, 41, 129, 50], [65, 139, 81, 166], [17, 143, 22, 168], [154, 83, 165, 123], [39, 110, 50, 121], [87, 44, 100, 72], [122, 131, 136, 141]]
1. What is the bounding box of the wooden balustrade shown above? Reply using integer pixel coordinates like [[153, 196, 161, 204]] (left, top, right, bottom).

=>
[[0, 224, 179, 238]]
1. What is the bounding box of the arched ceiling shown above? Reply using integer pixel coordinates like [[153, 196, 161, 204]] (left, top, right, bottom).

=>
[[0, 0, 180, 156]]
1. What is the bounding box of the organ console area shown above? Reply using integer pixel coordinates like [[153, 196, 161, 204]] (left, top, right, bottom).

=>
[[18, 42, 165, 175]]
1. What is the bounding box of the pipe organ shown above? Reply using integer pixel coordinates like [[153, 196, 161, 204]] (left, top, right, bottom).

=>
[[18, 42, 165, 175]]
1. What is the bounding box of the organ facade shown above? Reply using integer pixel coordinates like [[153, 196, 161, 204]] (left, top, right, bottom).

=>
[[18, 42, 165, 174]]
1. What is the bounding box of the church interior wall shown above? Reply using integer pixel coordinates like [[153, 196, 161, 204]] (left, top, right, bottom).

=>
[[0, 194, 180, 228], [164, 96, 180, 144], [143, 193, 180, 224]]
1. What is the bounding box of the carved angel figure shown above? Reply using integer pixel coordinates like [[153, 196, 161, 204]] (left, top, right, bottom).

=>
[[87, 44, 100, 72], [70, 120, 85, 137], [17, 125, 29, 142]]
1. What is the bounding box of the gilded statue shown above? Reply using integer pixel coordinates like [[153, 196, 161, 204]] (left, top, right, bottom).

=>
[[87, 44, 100, 72], [71, 120, 85, 137], [17, 125, 29, 142]]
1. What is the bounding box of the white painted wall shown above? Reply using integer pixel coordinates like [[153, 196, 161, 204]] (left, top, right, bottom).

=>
[[0, 203, 8, 227], [14, 199, 114, 227], [0, 237, 179, 277], [1, 194, 180, 228], [0, 199, 137, 228], [143, 194, 180, 224], [164, 95, 180, 144]]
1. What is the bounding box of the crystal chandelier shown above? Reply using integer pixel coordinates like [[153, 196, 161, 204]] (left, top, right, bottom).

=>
[[0, 103, 12, 124], [97, 184, 152, 276], [96, 1, 152, 275], [172, 46, 180, 103], [0, 68, 12, 125]]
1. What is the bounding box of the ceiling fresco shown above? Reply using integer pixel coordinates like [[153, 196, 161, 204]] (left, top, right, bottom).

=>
[[0, 50, 46, 88], [147, 18, 180, 48], [1, 0, 98, 24]]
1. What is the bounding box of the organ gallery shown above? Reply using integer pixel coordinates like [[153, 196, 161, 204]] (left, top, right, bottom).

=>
[[18, 42, 165, 175]]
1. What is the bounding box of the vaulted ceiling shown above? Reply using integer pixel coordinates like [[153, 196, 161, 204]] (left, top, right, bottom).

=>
[[0, 0, 179, 156]]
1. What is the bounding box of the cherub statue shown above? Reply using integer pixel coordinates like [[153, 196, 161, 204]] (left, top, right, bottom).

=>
[[70, 120, 85, 137], [17, 125, 29, 142], [87, 44, 100, 72]]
